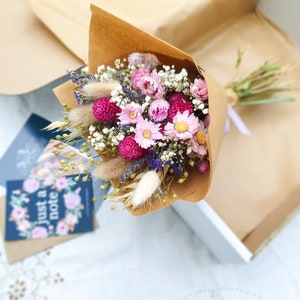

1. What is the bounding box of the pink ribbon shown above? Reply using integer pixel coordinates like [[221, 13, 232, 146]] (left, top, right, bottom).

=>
[[224, 105, 251, 135]]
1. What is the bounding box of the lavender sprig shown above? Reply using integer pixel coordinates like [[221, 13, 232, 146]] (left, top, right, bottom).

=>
[[67, 70, 99, 89], [120, 157, 147, 183], [114, 73, 145, 102]]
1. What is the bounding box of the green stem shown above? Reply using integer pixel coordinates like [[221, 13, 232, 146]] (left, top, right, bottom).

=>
[[239, 96, 295, 105]]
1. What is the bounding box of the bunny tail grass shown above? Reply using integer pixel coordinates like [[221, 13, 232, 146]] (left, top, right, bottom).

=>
[[68, 103, 97, 127], [82, 82, 121, 98], [93, 157, 133, 181], [131, 170, 161, 208]]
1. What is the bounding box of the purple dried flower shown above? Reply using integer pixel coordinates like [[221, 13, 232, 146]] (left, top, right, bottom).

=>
[[146, 151, 163, 171]]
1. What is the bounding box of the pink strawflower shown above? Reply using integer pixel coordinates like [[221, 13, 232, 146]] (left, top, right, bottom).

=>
[[93, 97, 121, 122], [164, 111, 200, 140], [168, 92, 189, 105], [134, 118, 163, 149], [10, 206, 27, 221], [190, 78, 208, 100], [23, 178, 40, 194], [128, 52, 159, 70], [31, 226, 48, 239], [118, 103, 142, 125], [56, 220, 69, 235], [190, 121, 208, 156], [54, 177, 68, 191], [63, 192, 81, 210], [130, 68, 149, 88], [118, 135, 147, 160], [130, 69, 164, 99], [198, 160, 210, 174], [148, 99, 170, 122], [168, 100, 194, 122]]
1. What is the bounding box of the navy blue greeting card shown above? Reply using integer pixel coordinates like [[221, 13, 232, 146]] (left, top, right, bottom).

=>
[[5, 175, 94, 240], [0, 113, 109, 211], [0, 114, 60, 186]]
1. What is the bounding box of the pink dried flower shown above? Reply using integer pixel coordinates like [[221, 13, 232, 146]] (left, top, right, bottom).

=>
[[190, 78, 208, 100], [141, 53, 160, 70], [168, 92, 189, 105], [118, 135, 147, 160], [93, 97, 121, 122], [198, 160, 210, 174], [118, 103, 142, 125], [148, 99, 170, 122], [130, 68, 149, 87], [168, 100, 193, 122], [190, 121, 208, 156], [204, 114, 210, 127], [128, 52, 159, 70], [130, 69, 164, 99], [134, 118, 163, 149], [164, 111, 200, 140], [128, 52, 143, 66]]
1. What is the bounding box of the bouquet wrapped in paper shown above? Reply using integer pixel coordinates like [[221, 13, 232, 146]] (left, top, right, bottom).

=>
[[51, 5, 228, 215]]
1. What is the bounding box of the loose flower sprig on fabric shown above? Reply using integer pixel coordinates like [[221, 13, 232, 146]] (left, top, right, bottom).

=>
[[226, 48, 295, 107], [48, 52, 210, 209], [223, 48, 295, 135]]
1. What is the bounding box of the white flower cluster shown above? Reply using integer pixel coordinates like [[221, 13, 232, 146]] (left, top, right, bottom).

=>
[[87, 125, 125, 151], [110, 86, 128, 109], [192, 98, 206, 113], [97, 65, 117, 82], [158, 140, 192, 164], [158, 66, 190, 94]]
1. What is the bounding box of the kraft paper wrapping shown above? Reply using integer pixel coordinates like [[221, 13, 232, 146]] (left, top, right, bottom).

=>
[[53, 5, 228, 216]]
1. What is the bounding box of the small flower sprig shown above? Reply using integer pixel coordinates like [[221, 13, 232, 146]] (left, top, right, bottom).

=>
[[226, 49, 295, 106], [48, 52, 210, 210]]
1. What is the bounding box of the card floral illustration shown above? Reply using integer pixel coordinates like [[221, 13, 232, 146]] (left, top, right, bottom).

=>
[[5, 175, 94, 240], [5, 142, 94, 241]]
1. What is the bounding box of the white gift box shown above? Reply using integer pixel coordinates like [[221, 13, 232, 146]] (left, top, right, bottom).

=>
[[173, 0, 300, 263]]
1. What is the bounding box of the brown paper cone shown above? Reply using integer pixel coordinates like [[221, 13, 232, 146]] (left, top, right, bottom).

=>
[[53, 4, 227, 215]]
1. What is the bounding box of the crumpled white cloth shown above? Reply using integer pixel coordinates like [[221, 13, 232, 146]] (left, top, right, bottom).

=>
[[0, 80, 300, 300]]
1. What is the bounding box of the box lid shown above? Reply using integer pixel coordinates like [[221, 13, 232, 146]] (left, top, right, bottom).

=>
[[0, 0, 82, 95], [1, 0, 256, 95]]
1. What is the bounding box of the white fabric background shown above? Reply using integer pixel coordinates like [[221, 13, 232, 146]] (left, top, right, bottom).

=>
[[0, 77, 299, 300]]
